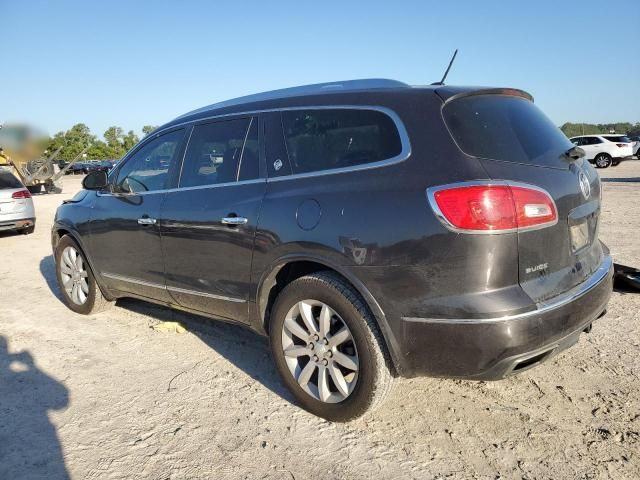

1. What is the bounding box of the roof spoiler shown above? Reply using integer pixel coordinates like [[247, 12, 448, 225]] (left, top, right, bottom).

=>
[[438, 88, 534, 104]]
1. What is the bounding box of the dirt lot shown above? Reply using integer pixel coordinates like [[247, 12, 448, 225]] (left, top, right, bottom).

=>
[[1, 162, 639, 480]]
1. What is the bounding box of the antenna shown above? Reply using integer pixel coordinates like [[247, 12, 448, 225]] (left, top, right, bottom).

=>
[[431, 49, 458, 86]]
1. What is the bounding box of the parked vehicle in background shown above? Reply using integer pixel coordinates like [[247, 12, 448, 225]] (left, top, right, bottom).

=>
[[0, 169, 35, 234], [53, 79, 613, 421], [628, 135, 640, 156], [570, 134, 633, 168], [94, 160, 116, 172], [66, 162, 88, 175]]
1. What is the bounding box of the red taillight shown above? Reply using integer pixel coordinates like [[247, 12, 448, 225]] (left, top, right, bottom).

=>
[[616, 143, 627, 148], [11, 189, 31, 199], [429, 183, 557, 233]]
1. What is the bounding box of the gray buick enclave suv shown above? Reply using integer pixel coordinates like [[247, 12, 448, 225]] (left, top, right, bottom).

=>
[[52, 79, 613, 421]]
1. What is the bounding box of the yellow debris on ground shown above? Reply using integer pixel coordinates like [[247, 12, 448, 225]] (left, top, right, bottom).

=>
[[151, 321, 188, 334]]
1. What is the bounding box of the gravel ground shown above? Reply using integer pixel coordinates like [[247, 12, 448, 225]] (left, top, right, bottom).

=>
[[0, 162, 639, 480]]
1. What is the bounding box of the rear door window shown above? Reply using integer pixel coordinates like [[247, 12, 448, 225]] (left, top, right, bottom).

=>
[[443, 94, 574, 168], [281, 109, 402, 174], [603, 135, 631, 143], [0, 172, 23, 189], [179, 118, 253, 188]]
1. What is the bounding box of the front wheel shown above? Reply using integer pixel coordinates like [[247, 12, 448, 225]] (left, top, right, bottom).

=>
[[269, 272, 393, 422], [55, 235, 113, 314], [595, 153, 612, 168]]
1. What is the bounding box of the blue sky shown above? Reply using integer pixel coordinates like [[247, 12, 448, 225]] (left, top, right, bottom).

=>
[[2, 0, 639, 137]]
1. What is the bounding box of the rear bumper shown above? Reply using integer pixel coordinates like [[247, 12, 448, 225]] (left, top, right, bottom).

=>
[[0, 217, 35, 232], [397, 254, 613, 379]]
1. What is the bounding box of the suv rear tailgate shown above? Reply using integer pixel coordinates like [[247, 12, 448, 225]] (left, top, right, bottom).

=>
[[441, 90, 604, 302]]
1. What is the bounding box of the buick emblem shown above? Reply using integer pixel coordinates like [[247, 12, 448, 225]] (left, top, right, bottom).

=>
[[578, 171, 590, 200]]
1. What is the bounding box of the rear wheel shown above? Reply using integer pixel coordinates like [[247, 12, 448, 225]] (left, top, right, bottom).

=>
[[595, 153, 612, 168], [269, 271, 393, 421], [55, 235, 113, 314]]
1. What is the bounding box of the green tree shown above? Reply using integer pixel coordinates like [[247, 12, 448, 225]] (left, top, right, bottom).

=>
[[561, 122, 640, 138], [142, 125, 158, 137], [122, 130, 139, 152], [103, 126, 125, 158], [46, 123, 96, 161], [87, 140, 111, 159]]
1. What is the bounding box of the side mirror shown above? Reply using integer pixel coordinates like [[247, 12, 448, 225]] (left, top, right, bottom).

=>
[[82, 170, 109, 191]]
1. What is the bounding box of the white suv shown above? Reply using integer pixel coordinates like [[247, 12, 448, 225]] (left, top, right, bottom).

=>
[[570, 134, 633, 168]]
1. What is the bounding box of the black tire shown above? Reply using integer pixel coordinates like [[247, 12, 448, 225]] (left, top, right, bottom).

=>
[[54, 235, 113, 314], [612, 160, 620, 166], [594, 153, 612, 168], [45, 182, 62, 194], [27, 184, 42, 194], [269, 271, 393, 422], [21, 225, 35, 235]]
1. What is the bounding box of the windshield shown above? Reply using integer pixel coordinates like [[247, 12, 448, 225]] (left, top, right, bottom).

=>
[[443, 94, 573, 168]]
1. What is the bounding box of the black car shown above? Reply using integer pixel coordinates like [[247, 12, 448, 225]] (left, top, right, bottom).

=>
[[52, 79, 613, 421], [93, 160, 116, 172], [66, 162, 88, 175]]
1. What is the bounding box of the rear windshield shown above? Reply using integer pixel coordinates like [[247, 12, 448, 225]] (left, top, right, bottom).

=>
[[603, 135, 631, 143], [0, 171, 23, 189], [443, 94, 573, 168]]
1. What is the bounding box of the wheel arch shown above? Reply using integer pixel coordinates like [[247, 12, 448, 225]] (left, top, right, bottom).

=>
[[255, 254, 401, 375], [52, 223, 116, 301]]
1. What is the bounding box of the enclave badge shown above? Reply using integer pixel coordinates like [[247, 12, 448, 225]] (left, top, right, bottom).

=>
[[578, 170, 590, 200]]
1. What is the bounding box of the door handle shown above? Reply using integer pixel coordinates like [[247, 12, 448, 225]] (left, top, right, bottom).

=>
[[137, 217, 157, 225], [221, 216, 248, 225]]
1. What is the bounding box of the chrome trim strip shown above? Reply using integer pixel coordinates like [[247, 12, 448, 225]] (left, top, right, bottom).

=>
[[426, 180, 559, 235], [166, 285, 245, 303], [96, 178, 266, 197], [102, 272, 246, 303], [402, 254, 612, 324], [102, 272, 165, 290]]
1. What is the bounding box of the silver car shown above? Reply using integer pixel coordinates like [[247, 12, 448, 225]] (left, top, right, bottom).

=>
[[0, 169, 36, 234]]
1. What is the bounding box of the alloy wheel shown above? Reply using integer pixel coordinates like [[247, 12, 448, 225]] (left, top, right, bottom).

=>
[[595, 154, 611, 168], [60, 246, 89, 305], [281, 300, 359, 403]]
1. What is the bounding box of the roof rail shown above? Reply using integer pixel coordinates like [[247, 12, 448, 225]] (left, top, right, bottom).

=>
[[177, 78, 409, 119]]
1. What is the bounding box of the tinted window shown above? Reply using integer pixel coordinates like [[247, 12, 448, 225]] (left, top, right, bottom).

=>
[[180, 118, 251, 188], [586, 137, 602, 145], [443, 95, 573, 167], [0, 171, 23, 189], [115, 129, 184, 193], [281, 109, 402, 174], [603, 135, 631, 143], [238, 119, 260, 181], [571, 137, 583, 146]]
